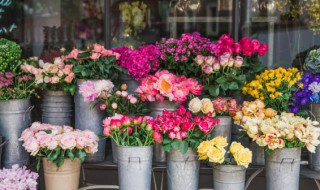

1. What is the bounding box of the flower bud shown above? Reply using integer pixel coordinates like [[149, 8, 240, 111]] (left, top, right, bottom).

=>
[[121, 84, 128, 91], [111, 103, 118, 109]]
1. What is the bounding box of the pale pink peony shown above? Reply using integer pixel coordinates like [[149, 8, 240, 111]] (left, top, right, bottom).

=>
[[59, 133, 77, 150]]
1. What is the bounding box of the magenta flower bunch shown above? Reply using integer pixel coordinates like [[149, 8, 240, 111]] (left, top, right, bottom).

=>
[[113, 44, 161, 80], [0, 165, 39, 190], [157, 32, 215, 77]]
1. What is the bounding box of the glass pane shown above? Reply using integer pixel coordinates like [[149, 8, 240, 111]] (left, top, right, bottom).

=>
[[240, 0, 320, 68], [0, 0, 105, 58], [110, 0, 234, 48]]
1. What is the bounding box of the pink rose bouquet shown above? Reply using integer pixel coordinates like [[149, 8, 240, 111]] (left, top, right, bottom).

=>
[[148, 105, 219, 153], [20, 122, 99, 170], [21, 56, 76, 94], [79, 80, 149, 116], [65, 43, 124, 80], [0, 165, 39, 190], [102, 114, 154, 146], [113, 44, 161, 80], [136, 70, 203, 103], [188, 97, 241, 117]]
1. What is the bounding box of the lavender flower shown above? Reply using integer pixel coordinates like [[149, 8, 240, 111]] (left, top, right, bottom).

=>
[[0, 165, 38, 190]]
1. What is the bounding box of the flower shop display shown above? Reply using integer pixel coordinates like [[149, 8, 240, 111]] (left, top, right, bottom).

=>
[[0, 39, 37, 168], [197, 136, 252, 190], [21, 56, 75, 126], [0, 164, 39, 190], [66, 43, 123, 162], [236, 109, 320, 190], [102, 114, 154, 190], [188, 97, 240, 151], [149, 106, 219, 190], [242, 67, 301, 113], [20, 122, 99, 190]]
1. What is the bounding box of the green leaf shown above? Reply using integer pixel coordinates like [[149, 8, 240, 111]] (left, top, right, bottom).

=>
[[171, 139, 181, 150], [67, 150, 75, 160], [163, 138, 172, 145], [163, 144, 171, 152], [216, 76, 227, 84], [228, 82, 239, 90], [47, 147, 61, 161], [135, 137, 143, 146], [75, 149, 87, 162], [209, 85, 220, 97], [179, 141, 188, 153], [221, 83, 229, 91]]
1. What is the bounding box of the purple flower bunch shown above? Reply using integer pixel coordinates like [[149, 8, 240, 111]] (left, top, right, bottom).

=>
[[0, 72, 14, 88], [113, 45, 161, 80], [290, 72, 320, 113], [0, 164, 39, 190], [157, 32, 215, 62]]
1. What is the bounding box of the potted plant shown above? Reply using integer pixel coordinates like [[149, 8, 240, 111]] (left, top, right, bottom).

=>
[[148, 105, 219, 190], [21, 56, 75, 126], [112, 44, 161, 94], [136, 69, 203, 162], [197, 136, 252, 190], [236, 109, 320, 190], [65, 43, 124, 162], [188, 97, 241, 148], [0, 38, 37, 168], [79, 79, 150, 163], [19, 122, 99, 190], [102, 114, 154, 190], [0, 164, 39, 190]]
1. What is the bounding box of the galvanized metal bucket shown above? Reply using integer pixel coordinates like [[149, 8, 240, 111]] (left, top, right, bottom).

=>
[[149, 100, 179, 163], [213, 165, 246, 190], [119, 74, 140, 94], [167, 148, 199, 190], [309, 103, 320, 171], [41, 90, 73, 126], [0, 99, 33, 168], [43, 158, 81, 190], [212, 116, 232, 158], [111, 139, 118, 163], [117, 145, 153, 190], [265, 147, 301, 190], [75, 79, 106, 162], [250, 141, 265, 166]]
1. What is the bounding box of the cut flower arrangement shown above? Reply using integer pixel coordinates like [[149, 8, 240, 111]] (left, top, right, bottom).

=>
[[0, 39, 37, 100], [234, 100, 320, 153], [197, 136, 252, 168], [102, 114, 154, 146], [290, 72, 320, 113], [242, 67, 301, 113], [65, 43, 123, 80], [0, 165, 39, 190], [188, 96, 241, 116], [113, 44, 161, 80], [135, 70, 202, 103], [148, 106, 219, 153], [20, 122, 99, 169], [21, 56, 76, 94], [79, 80, 149, 116]]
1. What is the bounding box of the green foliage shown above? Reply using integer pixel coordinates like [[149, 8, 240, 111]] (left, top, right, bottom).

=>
[[69, 52, 125, 80], [0, 38, 22, 72]]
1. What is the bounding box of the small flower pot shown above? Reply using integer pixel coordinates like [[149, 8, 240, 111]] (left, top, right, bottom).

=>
[[43, 158, 81, 190]]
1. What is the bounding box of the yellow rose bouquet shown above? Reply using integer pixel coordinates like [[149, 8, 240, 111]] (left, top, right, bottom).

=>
[[242, 67, 301, 113], [197, 136, 252, 168]]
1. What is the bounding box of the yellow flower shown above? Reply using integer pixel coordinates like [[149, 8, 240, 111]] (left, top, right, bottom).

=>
[[229, 142, 244, 155], [207, 146, 226, 164], [233, 148, 252, 168], [197, 140, 212, 159], [299, 83, 304, 88], [211, 136, 228, 148]]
